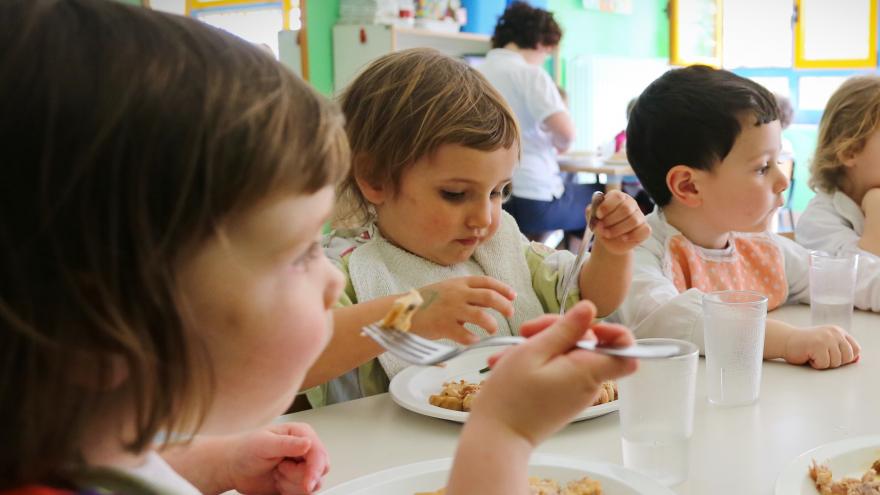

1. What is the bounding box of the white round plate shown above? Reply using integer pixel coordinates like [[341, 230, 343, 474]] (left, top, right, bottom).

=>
[[319, 454, 676, 495], [388, 347, 618, 423], [775, 435, 880, 494]]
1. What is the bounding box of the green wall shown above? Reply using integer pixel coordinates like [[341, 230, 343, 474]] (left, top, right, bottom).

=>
[[548, 0, 669, 84], [786, 126, 819, 212], [305, 0, 339, 96]]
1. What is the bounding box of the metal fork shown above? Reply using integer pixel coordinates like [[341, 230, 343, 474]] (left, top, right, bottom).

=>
[[559, 191, 605, 315], [362, 323, 682, 366]]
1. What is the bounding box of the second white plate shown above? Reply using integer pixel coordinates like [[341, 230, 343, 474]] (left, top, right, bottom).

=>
[[388, 346, 618, 423], [319, 454, 676, 495], [775, 435, 880, 494]]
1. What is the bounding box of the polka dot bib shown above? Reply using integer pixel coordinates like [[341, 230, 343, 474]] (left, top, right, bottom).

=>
[[667, 233, 788, 310]]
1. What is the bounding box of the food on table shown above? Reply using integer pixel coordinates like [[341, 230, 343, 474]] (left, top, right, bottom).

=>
[[428, 380, 617, 413], [379, 289, 423, 331], [415, 475, 602, 495], [809, 458, 880, 494]]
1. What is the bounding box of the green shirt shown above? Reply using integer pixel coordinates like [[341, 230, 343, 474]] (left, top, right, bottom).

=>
[[305, 237, 580, 408]]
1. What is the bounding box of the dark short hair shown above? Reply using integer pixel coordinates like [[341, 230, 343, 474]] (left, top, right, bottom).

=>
[[491, 1, 562, 49], [0, 0, 347, 486], [626, 65, 779, 207]]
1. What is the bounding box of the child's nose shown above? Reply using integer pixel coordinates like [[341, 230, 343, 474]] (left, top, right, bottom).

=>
[[773, 164, 790, 194], [467, 199, 492, 229]]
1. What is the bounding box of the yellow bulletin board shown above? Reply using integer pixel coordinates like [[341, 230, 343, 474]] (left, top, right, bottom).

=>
[[669, 0, 722, 67], [795, 0, 877, 69], [186, 0, 296, 31], [184, 0, 307, 79]]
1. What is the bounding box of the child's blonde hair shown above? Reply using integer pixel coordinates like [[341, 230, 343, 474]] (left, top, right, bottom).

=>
[[810, 75, 880, 193], [0, 0, 348, 486], [334, 48, 519, 227]]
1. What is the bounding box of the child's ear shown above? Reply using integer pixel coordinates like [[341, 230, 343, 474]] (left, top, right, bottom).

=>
[[69, 351, 129, 390], [355, 175, 386, 205], [667, 165, 702, 207], [837, 148, 858, 168], [352, 153, 386, 205]]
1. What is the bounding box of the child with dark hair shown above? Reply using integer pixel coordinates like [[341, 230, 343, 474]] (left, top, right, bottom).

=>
[[609, 65, 880, 370]]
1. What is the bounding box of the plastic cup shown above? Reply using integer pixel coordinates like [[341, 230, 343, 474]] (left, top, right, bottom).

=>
[[703, 290, 768, 407], [809, 251, 858, 331], [619, 339, 698, 486]]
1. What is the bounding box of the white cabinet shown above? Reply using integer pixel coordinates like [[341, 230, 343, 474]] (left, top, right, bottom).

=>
[[332, 24, 490, 93]]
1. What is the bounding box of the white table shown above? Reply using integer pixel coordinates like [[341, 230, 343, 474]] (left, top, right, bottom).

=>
[[557, 152, 635, 192], [281, 306, 879, 494]]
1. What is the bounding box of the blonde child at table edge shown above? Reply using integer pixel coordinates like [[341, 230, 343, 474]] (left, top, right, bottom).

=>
[[0, 2, 638, 494], [608, 65, 879, 370], [796, 75, 880, 259], [303, 48, 651, 407]]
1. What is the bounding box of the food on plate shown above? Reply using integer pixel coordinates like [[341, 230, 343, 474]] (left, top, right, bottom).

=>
[[415, 475, 602, 495], [379, 289, 423, 331], [595, 381, 617, 405], [809, 458, 880, 494], [428, 380, 617, 413], [428, 379, 482, 412]]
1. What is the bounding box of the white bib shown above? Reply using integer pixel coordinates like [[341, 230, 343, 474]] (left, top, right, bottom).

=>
[[348, 211, 546, 378]]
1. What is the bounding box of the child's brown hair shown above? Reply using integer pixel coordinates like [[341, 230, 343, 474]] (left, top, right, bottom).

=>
[[810, 75, 880, 194], [0, 0, 348, 486], [334, 48, 519, 227]]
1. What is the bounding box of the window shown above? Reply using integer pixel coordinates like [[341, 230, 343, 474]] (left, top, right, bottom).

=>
[[187, 0, 302, 58]]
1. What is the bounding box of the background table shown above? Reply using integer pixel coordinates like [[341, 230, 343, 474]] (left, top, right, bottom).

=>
[[557, 152, 635, 192], [282, 305, 879, 494]]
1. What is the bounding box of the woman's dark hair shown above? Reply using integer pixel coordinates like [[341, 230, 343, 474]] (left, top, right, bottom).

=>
[[0, 0, 348, 486], [491, 1, 562, 49]]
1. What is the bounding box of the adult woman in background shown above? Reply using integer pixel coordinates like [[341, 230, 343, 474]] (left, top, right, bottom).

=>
[[478, 1, 599, 247]]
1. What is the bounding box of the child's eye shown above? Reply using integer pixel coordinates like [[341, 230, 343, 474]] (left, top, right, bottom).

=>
[[440, 190, 467, 202], [490, 183, 513, 203], [757, 163, 771, 175], [293, 241, 322, 268]]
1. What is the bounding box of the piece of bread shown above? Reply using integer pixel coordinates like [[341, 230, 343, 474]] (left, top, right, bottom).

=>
[[379, 289, 423, 331]]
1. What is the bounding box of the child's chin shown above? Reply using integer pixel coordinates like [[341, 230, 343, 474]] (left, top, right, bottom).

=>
[[452, 249, 477, 264], [741, 213, 776, 232]]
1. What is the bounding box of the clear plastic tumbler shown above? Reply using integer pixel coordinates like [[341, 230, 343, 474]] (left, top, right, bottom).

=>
[[809, 250, 858, 331], [619, 339, 698, 486], [703, 290, 768, 407]]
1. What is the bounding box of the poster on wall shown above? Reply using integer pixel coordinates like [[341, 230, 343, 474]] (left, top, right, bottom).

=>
[[670, 0, 721, 67], [582, 0, 632, 15]]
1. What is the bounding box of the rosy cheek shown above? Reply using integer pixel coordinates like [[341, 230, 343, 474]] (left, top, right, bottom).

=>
[[426, 212, 451, 231], [487, 218, 501, 238]]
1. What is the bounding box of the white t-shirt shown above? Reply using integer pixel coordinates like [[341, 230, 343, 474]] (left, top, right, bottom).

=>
[[608, 209, 880, 352], [478, 48, 568, 201], [795, 190, 877, 259]]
